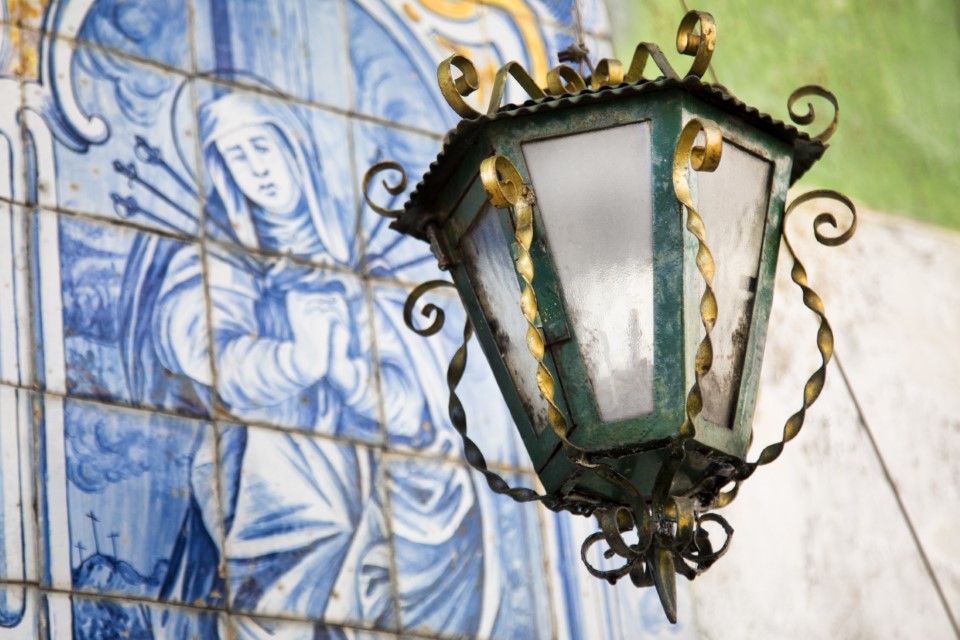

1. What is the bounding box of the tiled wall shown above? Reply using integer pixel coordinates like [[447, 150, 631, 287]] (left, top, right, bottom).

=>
[[0, 0, 696, 638]]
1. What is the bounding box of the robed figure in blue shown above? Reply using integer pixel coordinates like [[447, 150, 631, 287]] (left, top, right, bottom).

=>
[[119, 91, 504, 639]]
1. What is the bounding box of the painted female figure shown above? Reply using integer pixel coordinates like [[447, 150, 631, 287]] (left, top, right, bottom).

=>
[[122, 91, 499, 638]]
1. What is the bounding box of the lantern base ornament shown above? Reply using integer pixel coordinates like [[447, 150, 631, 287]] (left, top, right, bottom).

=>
[[363, 9, 857, 624]]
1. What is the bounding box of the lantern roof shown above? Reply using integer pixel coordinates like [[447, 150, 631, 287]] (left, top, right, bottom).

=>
[[394, 75, 827, 240]]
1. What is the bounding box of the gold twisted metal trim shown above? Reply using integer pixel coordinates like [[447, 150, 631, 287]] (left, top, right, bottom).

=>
[[788, 85, 839, 144], [437, 11, 719, 119], [479, 154, 571, 447], [486, 62, 547, 114], [362, 161, 408, 219], [545, 64, 587, 96], [713, 190, 857, 510], [672, 118, 723, 439], [403, 281, 596, 513], [753, 189, 856, 467], [676, 10, 716, 79], [437, 54, 483, 119], [624, 42, 680, 83], [590, 58, 624, 89]]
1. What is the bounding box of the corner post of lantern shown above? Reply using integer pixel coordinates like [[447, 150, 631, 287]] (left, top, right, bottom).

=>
[[361, 8, 858, 624]]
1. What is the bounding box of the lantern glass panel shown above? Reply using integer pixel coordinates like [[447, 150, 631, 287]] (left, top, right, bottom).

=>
[[522, 122, 655, 423], [460, 203, 554, 433], [696, 141, 772, 427]]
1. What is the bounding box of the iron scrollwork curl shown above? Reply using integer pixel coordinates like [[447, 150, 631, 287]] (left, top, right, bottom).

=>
[[402, 280, 457, 337], [712, 189, 857, 510], [437, 54, 483, 120], [436, 10, 719, 120], [752, 190, 856, 467], [788, 85, 840, 143], [546, 64, 588, 96], [362, 161, 409, 219], [676, 10, 716, 79], [624, 42, 680, 83]]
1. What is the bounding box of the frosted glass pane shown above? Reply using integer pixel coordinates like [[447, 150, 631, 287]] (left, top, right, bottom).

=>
[[696, 143, 772, 427], [460, 205, 554, 434], [523, 123, 655, 422]]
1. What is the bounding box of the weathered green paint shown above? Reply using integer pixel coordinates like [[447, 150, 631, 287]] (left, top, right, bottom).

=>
[[425, 85, 799, 503], [607, 0, 960, 230], [680, 95, 794, 460]]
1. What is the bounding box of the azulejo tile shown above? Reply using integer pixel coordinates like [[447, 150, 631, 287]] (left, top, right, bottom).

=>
[[193, 0, 350, 111], [0, 585, 39, 638], [42, 592, 224, 639], [231, 616, 394, 640], [193, 81, 360, 271], [206, 249, 379, 442], [372, 283, 532, 470], [220, 424, 395, 630], [26, 42, 201, 236], [0, 204, 31, 387], [0, 386, 39, 585], [352, 121, 446, 286], [38, 396, 223, 608], [346, 0, 461, 133], [518, 0, 611, 37], [34, 211, 213, 417], [0, 28, 27, 206], [73, 0, 195, 72], [388, 458, 552, 639]]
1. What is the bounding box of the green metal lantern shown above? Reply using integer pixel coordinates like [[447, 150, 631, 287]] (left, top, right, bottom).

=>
[[363, 10, 856, 623]]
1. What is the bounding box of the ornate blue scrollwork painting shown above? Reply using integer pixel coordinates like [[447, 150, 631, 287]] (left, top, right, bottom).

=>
[[0, 0, 694, 637]]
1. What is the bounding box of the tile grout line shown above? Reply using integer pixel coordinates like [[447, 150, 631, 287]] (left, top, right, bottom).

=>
[[186, 0, 237, 623], [342, 0, 405, 623], [0, 380, 539, 476], [1, 580, 443, 638], [834, 353, 960, 638], [16, 12, 48, 608], [0, 21, 445, 140], [28, 202, 461, 295]]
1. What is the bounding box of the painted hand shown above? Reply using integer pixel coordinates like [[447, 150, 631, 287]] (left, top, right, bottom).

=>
[[285, 289, 350, 381]]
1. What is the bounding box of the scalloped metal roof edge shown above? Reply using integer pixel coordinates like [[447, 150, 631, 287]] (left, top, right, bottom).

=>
[[397, 75, 827, 235]]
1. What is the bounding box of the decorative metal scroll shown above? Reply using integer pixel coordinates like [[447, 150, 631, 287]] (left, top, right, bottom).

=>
[[788, 85, 840, 143], [362, 161, 408, 219], [712, 189, 857, 509], [401, 280, 592, 511], [673, 119, 723, 441], [437, 10, 716, 119]]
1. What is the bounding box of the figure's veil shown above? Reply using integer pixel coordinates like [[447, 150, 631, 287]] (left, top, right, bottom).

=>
[[197, 91, 352, 265]]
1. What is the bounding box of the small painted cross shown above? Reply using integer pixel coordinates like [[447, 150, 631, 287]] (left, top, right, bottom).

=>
[[75, 541, 86, 564], [108, 532, 120, 558], [86, 511, 101, 554]]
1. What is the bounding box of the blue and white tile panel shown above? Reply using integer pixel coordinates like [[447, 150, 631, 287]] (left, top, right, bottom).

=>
[[0, 0, 688, 638]]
